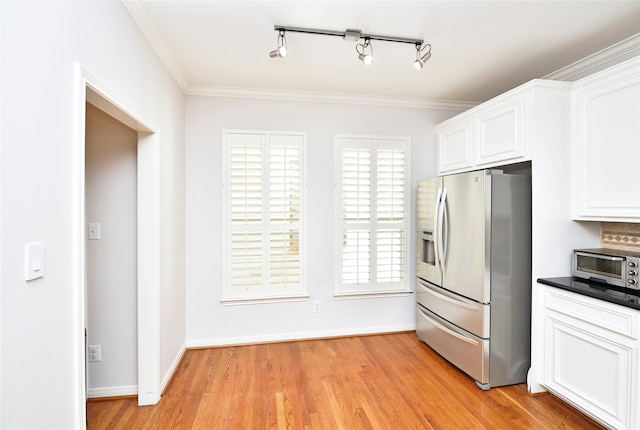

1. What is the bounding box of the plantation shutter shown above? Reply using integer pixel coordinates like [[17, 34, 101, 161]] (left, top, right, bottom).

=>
[[223, 131, 307, 301], [341, 145, 372, 285], [229, 135, 263, 290], [269, 143, 301, 290], [335, 136, 410, 295], [376, 147, 406, 283]]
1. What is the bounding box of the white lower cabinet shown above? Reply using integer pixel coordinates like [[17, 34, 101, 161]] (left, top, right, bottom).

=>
[[543, 286, 639, 429]]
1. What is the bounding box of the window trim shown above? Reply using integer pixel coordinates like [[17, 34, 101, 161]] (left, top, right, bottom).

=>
[[221, 129, 308, 302], [334, 134, 412, 296]]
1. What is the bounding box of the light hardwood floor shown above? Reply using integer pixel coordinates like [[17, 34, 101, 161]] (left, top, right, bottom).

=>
[[87, 332, 604, 429]]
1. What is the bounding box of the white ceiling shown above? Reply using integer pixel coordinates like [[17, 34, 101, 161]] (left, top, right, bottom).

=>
[[125, 1, 640, 106]]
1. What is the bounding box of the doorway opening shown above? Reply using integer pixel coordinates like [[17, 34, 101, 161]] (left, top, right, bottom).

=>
[[85, 102, 138, 398], [75, 66, 161, 429]]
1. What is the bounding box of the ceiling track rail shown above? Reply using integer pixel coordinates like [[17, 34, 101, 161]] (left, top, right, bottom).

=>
[[274, 25, 424, 46]]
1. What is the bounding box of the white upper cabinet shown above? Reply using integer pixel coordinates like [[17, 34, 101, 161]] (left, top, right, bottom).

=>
[[437, 81, 567, 175], [438, 116, 473, 173], [475, 90, 529, 167], [572, 57, 640, 222]]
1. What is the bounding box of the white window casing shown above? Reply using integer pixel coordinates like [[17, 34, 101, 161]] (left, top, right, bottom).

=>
[[222, 130, 308, 302], [334, 135, 411, 296]]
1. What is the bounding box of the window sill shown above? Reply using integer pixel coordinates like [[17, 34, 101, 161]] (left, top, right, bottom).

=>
[[221, 295, 310, 306], [334, 290, 413, 300]]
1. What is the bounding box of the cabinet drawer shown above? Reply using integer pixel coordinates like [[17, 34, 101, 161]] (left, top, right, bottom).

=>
[[544, 288, 638, 339]]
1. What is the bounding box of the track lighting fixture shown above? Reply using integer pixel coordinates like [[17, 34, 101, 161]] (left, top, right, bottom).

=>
[[269, 29, 287, 58], [413, 43, 432, 70], [268, 25, 431, 69], [356, 38, 373, 66]]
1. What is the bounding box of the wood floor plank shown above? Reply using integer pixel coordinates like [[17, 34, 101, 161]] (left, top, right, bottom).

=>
[[87, 333, 605, 429]]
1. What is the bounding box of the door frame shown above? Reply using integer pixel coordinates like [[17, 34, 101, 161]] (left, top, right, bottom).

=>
[[74, 65, 161, 427]]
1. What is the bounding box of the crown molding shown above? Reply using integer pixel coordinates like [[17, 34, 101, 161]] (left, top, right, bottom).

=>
[[186, 85, 477, 111], [122, 0, 471, 110], [122, 1, 637, 109], [543, 33, 640, 81], [122, 0, 190, 91]]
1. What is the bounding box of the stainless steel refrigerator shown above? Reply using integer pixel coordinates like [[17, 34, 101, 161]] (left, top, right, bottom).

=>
[[416, 169, 532, 389]]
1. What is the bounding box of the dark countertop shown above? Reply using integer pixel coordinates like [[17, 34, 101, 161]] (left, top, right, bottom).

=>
[[538, 277, 640, 311]]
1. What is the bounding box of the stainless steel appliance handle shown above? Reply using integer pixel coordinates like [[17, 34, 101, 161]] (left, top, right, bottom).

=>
[[438, 187, 447, 274], [574, 251, 625, 261], [434, 187, 443, 271], [417, 307, 479, 346], [416, 279, 480, 312]]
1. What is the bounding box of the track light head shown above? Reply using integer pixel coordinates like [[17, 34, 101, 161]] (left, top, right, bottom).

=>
[[359, 52, 373, 65], [413, 43, 432, 70], [269, 45, 287, 58], [356, 38, 373, 66], [269, 30, 287, 58]]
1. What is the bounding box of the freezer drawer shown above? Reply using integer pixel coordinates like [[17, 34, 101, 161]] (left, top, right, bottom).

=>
[[417, 304, 489, 385], [417, 278, 490, 338]]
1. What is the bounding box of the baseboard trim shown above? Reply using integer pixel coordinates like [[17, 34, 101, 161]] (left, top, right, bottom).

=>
[[86, 343, 187, 401], [160, 342, 187, 395], [87, 394, 137, 402], [186, 324, 416, 349], [87, 385, 137, 399]]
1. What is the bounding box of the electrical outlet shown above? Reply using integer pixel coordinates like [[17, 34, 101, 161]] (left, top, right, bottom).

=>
[[88, 345, 101, 362], [88, 223, 101, 240], [313, 301, 320, 313]]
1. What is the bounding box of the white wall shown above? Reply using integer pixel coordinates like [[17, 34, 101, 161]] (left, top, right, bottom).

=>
[[0, 2, 185, 428], [85, 103, 138, 397], [185, 96, 458, 345]]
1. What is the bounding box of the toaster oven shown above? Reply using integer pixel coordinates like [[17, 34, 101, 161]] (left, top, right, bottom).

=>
[[573, 248, 640, 290]]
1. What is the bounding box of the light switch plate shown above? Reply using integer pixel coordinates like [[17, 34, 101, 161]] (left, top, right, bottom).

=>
[[25, 242, 45, 281]]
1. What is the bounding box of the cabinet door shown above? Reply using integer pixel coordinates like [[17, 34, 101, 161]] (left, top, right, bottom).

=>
[[474, 91, 529, 167], [542, 286, 639, 430], [545, 315, 634, 429], [573, 58, 640, 221], [437, 118, 473, 174]]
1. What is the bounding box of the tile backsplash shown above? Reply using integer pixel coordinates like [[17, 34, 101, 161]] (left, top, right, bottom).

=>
[[601, 222, 640, 252]]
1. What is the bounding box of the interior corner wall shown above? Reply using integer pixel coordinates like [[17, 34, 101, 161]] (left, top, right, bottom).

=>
[[0, 2, 185, 428], [185, 96, 459, 346]]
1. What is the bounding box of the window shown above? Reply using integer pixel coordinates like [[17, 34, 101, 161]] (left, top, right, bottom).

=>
[[222, 130, 307, 301], [334, 135, 411, 295]]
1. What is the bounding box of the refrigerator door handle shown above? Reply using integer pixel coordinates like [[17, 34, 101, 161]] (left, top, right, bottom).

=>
[[433, 187, 443, 271], [438, 187, 448, 274]]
